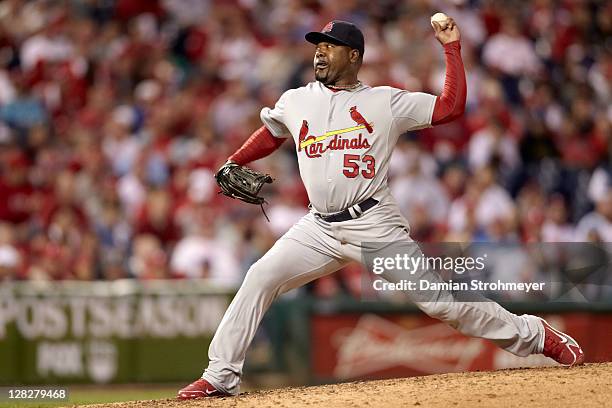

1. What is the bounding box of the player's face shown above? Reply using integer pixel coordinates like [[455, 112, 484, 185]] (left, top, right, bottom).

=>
[[313, 42, 353, 85]]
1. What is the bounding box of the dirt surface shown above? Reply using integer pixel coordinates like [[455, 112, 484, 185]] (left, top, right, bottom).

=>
[[77, 362, 612, 408]]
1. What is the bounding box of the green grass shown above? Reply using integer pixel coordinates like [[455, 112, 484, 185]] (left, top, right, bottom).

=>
[[0, 386, 178, 408]]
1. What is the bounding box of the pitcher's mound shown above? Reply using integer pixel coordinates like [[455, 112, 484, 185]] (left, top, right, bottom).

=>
[[84, 362, 612, 408]]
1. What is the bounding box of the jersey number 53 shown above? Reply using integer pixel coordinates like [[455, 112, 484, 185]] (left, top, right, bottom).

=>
[[343, 154, 375, 179]]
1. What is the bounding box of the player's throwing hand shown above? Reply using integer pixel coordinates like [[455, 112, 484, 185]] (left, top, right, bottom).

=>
[[432, 16, 460, 45]]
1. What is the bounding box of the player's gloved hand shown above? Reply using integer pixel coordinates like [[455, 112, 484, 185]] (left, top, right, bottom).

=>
[[215, 161, 273, 205], [432, 17, 461, 45]]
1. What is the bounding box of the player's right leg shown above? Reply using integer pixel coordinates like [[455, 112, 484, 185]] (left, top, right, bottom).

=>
[[338, 194, 584, 367], [366, 237, 584, 366], [178, 213, 346, 399]]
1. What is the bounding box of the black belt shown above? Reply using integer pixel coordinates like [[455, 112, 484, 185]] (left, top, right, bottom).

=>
[[316, 198, 379, 223]]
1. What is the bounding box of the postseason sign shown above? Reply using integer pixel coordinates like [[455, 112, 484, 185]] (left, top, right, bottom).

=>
[[0, 281, 232, 384]]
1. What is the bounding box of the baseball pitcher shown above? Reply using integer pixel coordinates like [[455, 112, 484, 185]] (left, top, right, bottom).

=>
[[178, 18, 584, 399]]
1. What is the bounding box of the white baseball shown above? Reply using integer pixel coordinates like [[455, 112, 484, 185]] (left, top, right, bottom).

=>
[[430, 12, 448, 30]]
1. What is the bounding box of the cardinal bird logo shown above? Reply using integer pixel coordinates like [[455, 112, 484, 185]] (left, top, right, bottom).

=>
[[350, 106, 373, 133], [298, 120, 309, 151]]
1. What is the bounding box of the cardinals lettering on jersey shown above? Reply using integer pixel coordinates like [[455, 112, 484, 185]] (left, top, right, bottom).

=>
[[298, 106, 373, 158]]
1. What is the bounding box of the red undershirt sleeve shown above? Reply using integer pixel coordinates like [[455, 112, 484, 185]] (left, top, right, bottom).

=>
[[228, 126, 287, 165], [431, 41, 466, 125]]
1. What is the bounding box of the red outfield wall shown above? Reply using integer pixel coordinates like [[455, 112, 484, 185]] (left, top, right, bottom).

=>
[[310, 312, 612, 381]]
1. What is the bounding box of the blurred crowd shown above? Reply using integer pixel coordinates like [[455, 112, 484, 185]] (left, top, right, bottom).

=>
[[0, 0, 610, 296]]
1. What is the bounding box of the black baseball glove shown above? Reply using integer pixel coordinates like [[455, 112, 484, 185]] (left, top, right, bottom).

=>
[[215, 162, 273, 205]]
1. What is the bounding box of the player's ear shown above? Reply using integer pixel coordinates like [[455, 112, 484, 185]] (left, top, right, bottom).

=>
[[350, 49, 360, 64]]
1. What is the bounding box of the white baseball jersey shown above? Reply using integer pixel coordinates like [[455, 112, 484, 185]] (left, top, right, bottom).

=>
[[204, 81, 545, 395], [260, 81, 436, 214]]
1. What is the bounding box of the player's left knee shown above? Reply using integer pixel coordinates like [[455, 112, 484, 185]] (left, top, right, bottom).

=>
[[243, 261, 284, 292]]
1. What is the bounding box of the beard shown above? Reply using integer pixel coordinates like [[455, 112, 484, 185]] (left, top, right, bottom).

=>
[[314, 67, 335, 85], [314, 71, 328, 84]]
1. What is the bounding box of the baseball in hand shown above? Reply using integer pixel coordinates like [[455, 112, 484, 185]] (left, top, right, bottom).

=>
[[430, 12, 449, 30]]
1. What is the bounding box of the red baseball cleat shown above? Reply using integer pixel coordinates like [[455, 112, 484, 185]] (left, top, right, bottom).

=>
[[177, 378, 229, 400], [541, 319, 585, 367]]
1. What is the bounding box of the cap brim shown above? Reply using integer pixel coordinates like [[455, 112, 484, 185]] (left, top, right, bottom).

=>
[[305, 32, 352, 48]]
